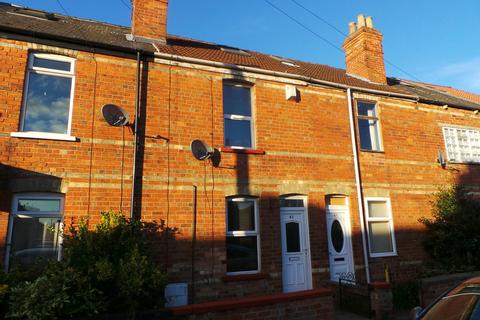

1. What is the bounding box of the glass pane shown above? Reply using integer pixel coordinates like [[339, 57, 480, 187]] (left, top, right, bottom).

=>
[[10, 215, 61, 270], [357, 101, 377, 117], [286, 222, 300, 252], [359, 119, 380, 150], [224, 118, 252, 148], [280, 199, 304, 208], [228, 200, 255, 231], [226, 236, 258, 273], [368, 201, 388, 218], [23, 73, 72, 134], [422, 295, 480, 320], [331, 220, 344, 253], [17, 199, 61, 212], [223, 85, 251, 116], [33, 57, 71, 72], [368, 222, 393, 254]]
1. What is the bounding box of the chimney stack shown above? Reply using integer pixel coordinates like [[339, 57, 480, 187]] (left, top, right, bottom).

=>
[[131, 0, 168, 44], [343, 14, 387, 85]]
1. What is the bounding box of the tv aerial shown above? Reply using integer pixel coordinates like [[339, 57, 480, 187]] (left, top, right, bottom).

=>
[[101, 104, 130, 127], [191, 140, 213, 161]]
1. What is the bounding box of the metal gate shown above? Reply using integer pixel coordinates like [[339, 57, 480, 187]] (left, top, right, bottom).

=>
[[338, 272, 372, 318]]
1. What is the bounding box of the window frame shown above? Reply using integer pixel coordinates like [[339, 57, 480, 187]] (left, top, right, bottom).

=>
[[223, 82, 255, 149], [14, 53, 76, 141], [225, 197, 261, 275], [364, 197, 397, 258], [5, 193, 65, 271], [356, 100, 383, 152], [442, 126, 480, 164]]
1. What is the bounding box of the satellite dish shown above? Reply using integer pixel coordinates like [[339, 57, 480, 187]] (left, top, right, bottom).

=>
[[101, 104, 130, 127], [191, 140, 213, 160], [437, 150, 446, 168]]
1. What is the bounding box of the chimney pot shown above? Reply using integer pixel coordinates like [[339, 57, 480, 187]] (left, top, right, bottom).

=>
[[343, 14, 387, 84], [348, 22, 356, 35], [357, 14, 366, 28], [366, 16, 373, 28]]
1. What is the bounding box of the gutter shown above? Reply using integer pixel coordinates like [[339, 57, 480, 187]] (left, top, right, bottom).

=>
[[346, 88, 370, 284]]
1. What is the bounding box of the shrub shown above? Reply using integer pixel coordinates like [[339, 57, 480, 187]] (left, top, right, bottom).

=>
[[7, 264, 105, 319], [420, 185, 480, 271], [392, 281, 419, 309], [6, 212, 171, 319]]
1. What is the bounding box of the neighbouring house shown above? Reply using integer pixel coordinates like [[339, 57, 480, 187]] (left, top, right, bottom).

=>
[[1, 0, 480, 318]]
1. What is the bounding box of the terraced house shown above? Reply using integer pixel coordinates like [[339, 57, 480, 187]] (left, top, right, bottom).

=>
[[1, 0, 480, 318]]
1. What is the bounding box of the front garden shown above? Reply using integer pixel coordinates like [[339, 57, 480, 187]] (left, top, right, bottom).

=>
[[0, 212, 174, 319]]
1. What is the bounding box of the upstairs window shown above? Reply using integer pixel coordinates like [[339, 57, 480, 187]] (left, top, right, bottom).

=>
[[6, 193, 64, 271], [226, 197, 260, 274], [20, 53, 75, 136], [443, 126, 480, 163], [223, 82, 254, 149], [357, 101, 382, 151]]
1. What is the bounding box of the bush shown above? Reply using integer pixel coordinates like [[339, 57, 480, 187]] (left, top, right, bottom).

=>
[[6, 212, 170, 319], [420, 185, 480, 271], [63, 212, 168, 312], [392, 281, 419, 309], [7, 264, 105, 320]]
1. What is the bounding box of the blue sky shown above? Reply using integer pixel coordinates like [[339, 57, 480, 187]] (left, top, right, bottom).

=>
[[12, 0, 480, 94]]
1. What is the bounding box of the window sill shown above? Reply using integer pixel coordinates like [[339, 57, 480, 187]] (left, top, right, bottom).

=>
[[11, 132, 77, 142], [222, 272, 269, 282], [370, 252, 397, 258], [360, 149, 384, 154], [220, 147, 265, 155]]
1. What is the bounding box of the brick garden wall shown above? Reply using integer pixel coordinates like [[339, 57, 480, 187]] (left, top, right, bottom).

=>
[[170, 288, 334, 320]]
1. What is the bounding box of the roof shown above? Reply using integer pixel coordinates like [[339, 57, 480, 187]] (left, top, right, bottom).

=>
[[1, 2, 479, 110], [392, 79, 480, 111]]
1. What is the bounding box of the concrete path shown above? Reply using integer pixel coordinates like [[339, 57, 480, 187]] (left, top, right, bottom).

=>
[[335, 310, 370, 320], [335, 309, 412, 320]]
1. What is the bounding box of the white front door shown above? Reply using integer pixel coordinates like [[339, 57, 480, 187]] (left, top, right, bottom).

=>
[[326, 203, 355, 282], [280, 196, 312, 293]]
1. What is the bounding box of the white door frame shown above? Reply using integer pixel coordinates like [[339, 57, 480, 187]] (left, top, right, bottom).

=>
[[326, 197, 355, 282], [280, 195, 312, 293]]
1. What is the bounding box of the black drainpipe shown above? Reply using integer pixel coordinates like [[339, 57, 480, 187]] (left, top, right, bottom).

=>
[[130, 51, 141, 220]]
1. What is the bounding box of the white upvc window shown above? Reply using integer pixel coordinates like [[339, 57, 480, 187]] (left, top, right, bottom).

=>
[[12, 53, 76, 141], [5, 193, 64, 271], [364, 197, 397, 257], [223, 82, 254, 149], [443, 126, 480, 163], [226, 197, 260, 274], [357, 101, 382, 151]]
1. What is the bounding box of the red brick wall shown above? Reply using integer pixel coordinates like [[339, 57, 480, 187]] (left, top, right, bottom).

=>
[[171, 289, 334, 320], [1, 36, 480, 302]]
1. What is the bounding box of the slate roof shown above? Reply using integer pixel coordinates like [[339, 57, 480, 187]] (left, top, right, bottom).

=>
[[1, 2, 479, 110]]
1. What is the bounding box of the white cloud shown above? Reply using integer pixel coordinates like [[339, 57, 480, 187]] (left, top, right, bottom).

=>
[[432, 57, 480, 94]]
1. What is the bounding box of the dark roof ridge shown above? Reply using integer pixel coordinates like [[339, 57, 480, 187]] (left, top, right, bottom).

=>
[[398, 78, 480, 108], [1, 2, 131, 30]]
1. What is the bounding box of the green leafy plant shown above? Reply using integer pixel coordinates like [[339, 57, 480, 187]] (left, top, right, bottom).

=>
[[392, 281, 419, 309], [420, 185, 480, 271], [6, 211, 173, 319], [7, 264, 105, 319]]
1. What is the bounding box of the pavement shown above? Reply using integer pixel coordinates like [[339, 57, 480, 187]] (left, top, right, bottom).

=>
[[335, 310, 370, 320], [335, 309, 412, 320]]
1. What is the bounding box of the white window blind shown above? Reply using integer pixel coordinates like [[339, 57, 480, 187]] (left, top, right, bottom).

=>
[[443, 127, 480, 163]]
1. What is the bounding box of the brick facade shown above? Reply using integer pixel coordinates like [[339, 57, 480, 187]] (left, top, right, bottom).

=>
[[1, 3, 480, 312]]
